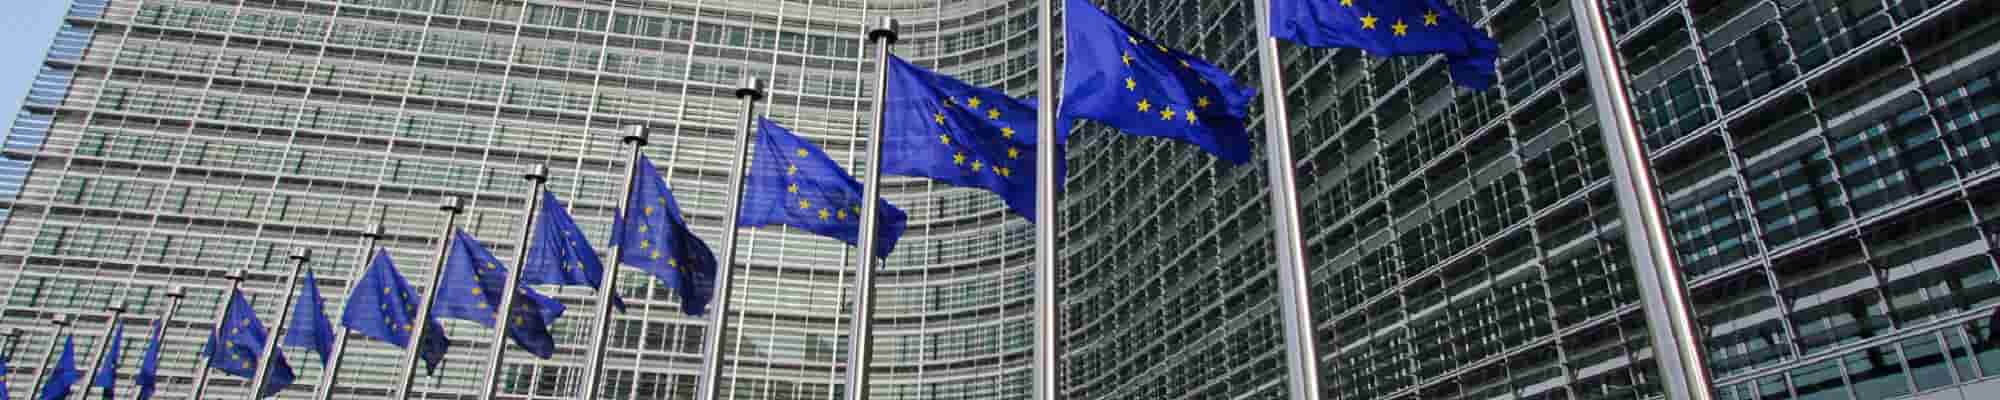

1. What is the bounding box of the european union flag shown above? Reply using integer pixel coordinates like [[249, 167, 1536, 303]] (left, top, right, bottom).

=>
[[739, 117, 908, 259], [1267, 0, 1500, 89], [204, 289, 295, 399], [282, 270, 334, 366], [90, 322, 123, 399], [525, 190, 625, 312], [435, 230, 565, 359], [339, 249, 448, 373], [1060, 0, 1258, 164], [1, 353, 11, 400], [39, 335, 76, 400], [880, 56, 1058, 219], [134, 320, 164, 400], [614, 154, 716, 316]]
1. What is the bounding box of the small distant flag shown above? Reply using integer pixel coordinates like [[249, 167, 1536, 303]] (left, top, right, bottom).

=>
[[281, 270, 335, 365], [89, 322, 124, 399], [436, 230, 565, 359], [615, 154, 717, 316], [339, 249, 448, 373], [525, 190, 625, 311], [133, 320, 165, 400], [38, 335, 77, 400], [203, 289, 295, 399]]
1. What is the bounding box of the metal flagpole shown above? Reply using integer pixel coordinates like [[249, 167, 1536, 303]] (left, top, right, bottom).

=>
[[693, 76, 764, 400], [1568, 0, 1714, 399], [27, 313, 72, 397], [316, 211, 388, 400], [190, 269, 249, 400], [580, 125, 649, 399], [1032, 0, 1060, 399], [1248, 1, 1326, 400], [153, 285, 188, 394], [479, 164, 549, 400], [4, 327, 23, 360], [842, 17, 898, 400], [250, 248, 314, 400], [78, 298, 129, 399], [395, 197, 467, 399]]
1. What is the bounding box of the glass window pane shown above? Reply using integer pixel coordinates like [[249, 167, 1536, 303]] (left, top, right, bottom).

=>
[[1791, 359, 1849, 400], [1901, 335, 1953, 391], [1843, 345, 1908, 400]]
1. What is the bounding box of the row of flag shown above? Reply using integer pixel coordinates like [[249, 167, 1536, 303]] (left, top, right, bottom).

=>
[[0, 0, 1500, 399]]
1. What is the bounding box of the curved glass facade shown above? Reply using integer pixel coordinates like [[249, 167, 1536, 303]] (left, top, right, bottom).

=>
[[0, 0, 1037, 399]]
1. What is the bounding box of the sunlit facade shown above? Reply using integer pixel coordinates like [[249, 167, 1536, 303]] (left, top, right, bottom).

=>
[[0, 0, 1037, 399]]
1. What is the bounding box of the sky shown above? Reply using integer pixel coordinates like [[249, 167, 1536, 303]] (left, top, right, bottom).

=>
[[1, 0, 71, 129]]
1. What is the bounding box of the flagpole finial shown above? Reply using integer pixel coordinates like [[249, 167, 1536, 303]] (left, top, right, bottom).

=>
[[869, 17, 899, 44], [524, 164, 550, 183], [166, 285, 187, 299], [106, 299, 128, 313], [224, 269, 247, 282], [736, 77, 766, 100], [290, 247, 313, 261], [440, 196, 466, 213], [5, 327, 20, 338], [622, 125, 650, 146], [363, 223, 385, 240], [51, 313, 71, 326]]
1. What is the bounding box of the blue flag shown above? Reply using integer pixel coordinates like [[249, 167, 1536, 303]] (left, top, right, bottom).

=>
[[1, 354, 11, 400], [435, 230, 565, 359], [339, 249, 448, 373], [614, 154, 717, 316], [739, 117, 908, 259], [882, 56, 1060, 219], [281, 270, 335, 366], [133, 320, 163, 400], [203, 289, 295, 399], [1060, 0, 1258, 164], [38, 335, 77, 400], [89, 322, 123, 399], [1267, 0, 1499, 89], [525, 190, 625, 312]]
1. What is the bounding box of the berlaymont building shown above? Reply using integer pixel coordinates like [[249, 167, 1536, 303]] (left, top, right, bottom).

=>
[[2, 0, 2000, 400]]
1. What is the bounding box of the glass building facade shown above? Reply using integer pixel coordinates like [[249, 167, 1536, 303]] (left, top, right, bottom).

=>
[[1063, 1, 2000, 400], [0, 0, 1037, 399]]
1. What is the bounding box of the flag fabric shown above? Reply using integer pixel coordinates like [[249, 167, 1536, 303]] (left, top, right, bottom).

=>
[[203, 289, 295, 399], [524, 190, 625, 312], [281, 270, 335, 365], [738, 117, 908, 259], [1, 354, 11, 400], [881, 56, 1061, 219], [133, 320, 164, 400], [435, 229, 566, 359], [1267, 0, 1500, 89], [614, 154, 717, 316], [1060, 0, 1258, 164], [38, 335, 77, 400], [89, 322, 124, 399], [339, 249, 449, 373]]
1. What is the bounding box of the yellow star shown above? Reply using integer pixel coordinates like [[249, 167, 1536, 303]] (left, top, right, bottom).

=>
[[939, 134, 951, 145], [1137, 99, 1152, 112], [1361, 14, 1378, 29], [643, 206, 654, 215], [477, 302, 487, 309], [1425, 10, 1440, 26], [818, 208, 831, 220], [1160, 108, 1177, 121], [638, 224, 649, 233], [796, 148, 808, 157], [798, 199, 811, 209], [1197, 96, 1212, 108], [1186, 111, 1199, 124], [514, 316, 526, 327], [953, 152, 966, 165], [1127, 35, 1139, 44], [787, 164, 798, 175], [668, 259, 677, 267], [650, 249, 661, 260], [1179, 60, 1191, 69], [639, 240, 650, 249], [1008, 147, 1020, 159], [987, 109, 1001, 120], [934, 113, 945, 124], [1393, 20, 1408, 36], [787, 183, 799, 193], [971, 160, 984, 172], [1155, 44, 1169, 53], [967, 97, 982, 109], [1125, 78, 1137, 91], [488, 262, 501, 270], [1340, 0, 1352, 5], [1122, 52, 1132, 66], [837, 209, 848, 220], [1001, 127, 1016, 139], [997, 167, 1011, 177]]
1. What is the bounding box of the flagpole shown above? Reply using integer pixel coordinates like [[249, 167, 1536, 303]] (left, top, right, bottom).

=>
[[250, 248, 313, 400], [151, 285, 188, 395], [842, 17, 898, 400], [580, 125, 649, 400], [316, 214, 388, 400], [78, 298, 129, 399], [1568, 0, 1714, 398], [4, 327, 22, 359], [478, 164, 549, 400], [1031, 0, 1060, 399], [26, 313, 71, 397], [693, 76, 764, 400], [189, 269, 248, 400], [1247, 1, 1327, 400], [395, 197, 467, 399]]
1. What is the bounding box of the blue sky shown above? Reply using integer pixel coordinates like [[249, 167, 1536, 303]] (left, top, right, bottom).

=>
[[1, 0, 71, 129]]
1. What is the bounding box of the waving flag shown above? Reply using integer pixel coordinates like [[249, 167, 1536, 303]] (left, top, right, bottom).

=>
[[737, 117, 908, 259], [614, 154, 717, 316], [339, 249, 448, 373]]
